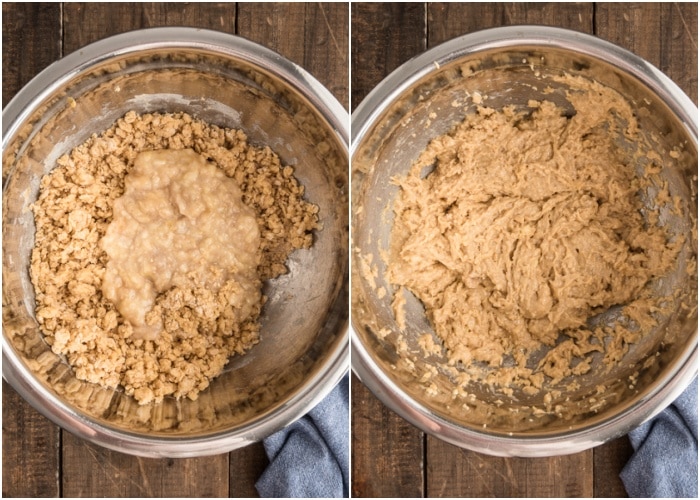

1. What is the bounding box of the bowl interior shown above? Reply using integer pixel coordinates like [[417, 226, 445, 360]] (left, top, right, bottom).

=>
[[3, 45, 348, 437], [352, 43, 697, 436]]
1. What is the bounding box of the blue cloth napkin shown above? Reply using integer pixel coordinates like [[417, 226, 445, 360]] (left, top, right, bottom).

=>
[[256, 375, 349, 498], [621, 376, 698, 498]]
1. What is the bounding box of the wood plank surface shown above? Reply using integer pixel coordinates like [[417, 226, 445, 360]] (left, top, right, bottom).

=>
[[592, 435, 634, 498], [426, 1, 594, 44], [2, 3, 63, 498], [351, 375, 425, 498], [61, 432, 230, 498], [350, 2, 697, 498], [237, 2, 349, 109], [2, 2, 348, 498], [595, 2, 698, 105], [427, 437, 594, 498], [350, 1, 426, 110], [2, 381, 61, 497], [1, 2, 61, 108]]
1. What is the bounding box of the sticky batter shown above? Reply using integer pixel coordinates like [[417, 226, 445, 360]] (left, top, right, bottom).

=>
[[388, 79, 682, 393]]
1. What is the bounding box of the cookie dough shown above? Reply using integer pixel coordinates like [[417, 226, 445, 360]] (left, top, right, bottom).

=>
[[388, 79, 683, 394], [30, 111, 319, 404]]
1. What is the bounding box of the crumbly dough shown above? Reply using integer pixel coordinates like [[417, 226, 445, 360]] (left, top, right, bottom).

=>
[[30, 111, 319, 405], [388, 79, 683, 395]]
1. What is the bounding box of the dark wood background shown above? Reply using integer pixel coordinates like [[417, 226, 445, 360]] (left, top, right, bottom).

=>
[[2, 2, 348, 497], [350, 2, 697, 498]]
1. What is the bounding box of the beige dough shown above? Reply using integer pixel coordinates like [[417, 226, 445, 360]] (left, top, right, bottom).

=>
[[388, 80, 682, 394], [101, 149, 261, 341], [30, 111, 319, 404]]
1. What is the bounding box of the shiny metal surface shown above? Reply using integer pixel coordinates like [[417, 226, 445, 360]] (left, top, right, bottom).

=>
[[351, 26, 697, 457], [3, 27, 348, 457]]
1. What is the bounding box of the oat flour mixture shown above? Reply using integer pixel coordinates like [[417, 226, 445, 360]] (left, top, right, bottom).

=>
[[388, 78, 683, 395], [31, 111, 319, 404]]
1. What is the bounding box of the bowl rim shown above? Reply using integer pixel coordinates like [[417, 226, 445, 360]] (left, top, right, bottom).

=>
[[350, 24, 698, 457], [2, 26, 349, 458], [351, 25, 698, 155]]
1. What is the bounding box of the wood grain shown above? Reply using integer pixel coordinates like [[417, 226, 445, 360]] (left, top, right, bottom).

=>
[[2, 382, 61, 498], [593, 437, 634, 497], [62, 2, 237, 51], [595, 2, 698, 104], [350, 2, 426, 110], [1, 2, 61, 107], [2, 4, 62, 497], [302, 2, 350, 109], [229, 443, 270, 498], [427, 437, 594, 497], [238, 2, 349, 110], [238, 3, 307, 65], [61, 432, 230, 498], [427, 2, 594, 46], [351, 375, 424, 498], [424, 408, 598, 494]]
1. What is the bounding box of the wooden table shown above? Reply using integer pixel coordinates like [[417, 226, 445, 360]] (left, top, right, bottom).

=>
[[350, 2, 697, 498], [2, 3, 348, 497]]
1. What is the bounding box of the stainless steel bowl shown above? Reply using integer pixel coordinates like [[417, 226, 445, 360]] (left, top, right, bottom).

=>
[[351, 26, 697, 457], [3, 27, 348, 457]]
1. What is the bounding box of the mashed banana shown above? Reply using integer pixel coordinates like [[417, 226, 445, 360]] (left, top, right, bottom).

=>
[[101, 149, 261, 341], [30, 111, 319, 404], [388, 78, 683, 394]]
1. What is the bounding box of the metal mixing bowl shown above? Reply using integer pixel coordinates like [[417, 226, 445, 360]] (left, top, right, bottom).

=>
[[351, 26, 697, 457], [3, 27, 348, 457]]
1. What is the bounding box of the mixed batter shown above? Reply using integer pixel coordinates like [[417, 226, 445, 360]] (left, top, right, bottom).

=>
[[387, 77, 683, 395]]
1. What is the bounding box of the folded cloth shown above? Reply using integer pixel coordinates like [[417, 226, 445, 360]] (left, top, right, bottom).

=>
[[620, 376, 698, 498], [256, 375, 349, 498]]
